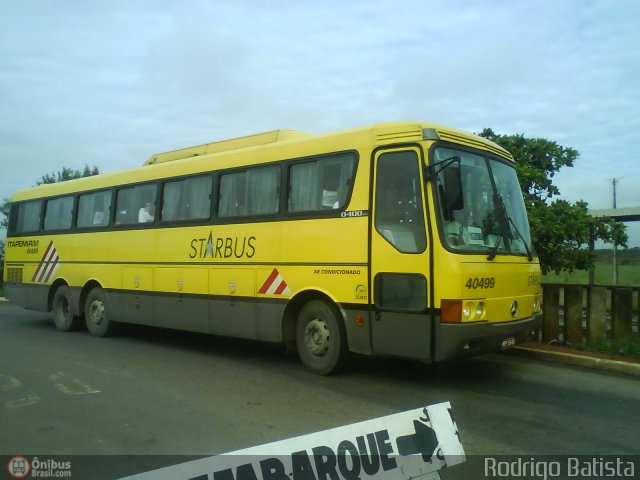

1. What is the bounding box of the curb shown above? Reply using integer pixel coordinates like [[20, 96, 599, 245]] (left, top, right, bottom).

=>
[[506, 346, 640, 378]]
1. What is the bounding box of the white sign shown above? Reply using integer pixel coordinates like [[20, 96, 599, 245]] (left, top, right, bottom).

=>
[[120, 402, 465, 480]]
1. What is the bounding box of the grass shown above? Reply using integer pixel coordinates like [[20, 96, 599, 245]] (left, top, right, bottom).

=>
[[572, 338, 640, 359], [542, 249, 639, 358], [543, 252, 640, 287]]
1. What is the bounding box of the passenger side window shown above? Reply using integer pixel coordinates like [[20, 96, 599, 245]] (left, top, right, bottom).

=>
[[44, 196, 74, 231], [77, 191, 112, 228], [12, 200, 42, 234], [218, 166, 280, 217], [116, 184, 157, 225], [375, 151, 426, 253], [162, 175, 212, 222], [288, 154, 356, 213]]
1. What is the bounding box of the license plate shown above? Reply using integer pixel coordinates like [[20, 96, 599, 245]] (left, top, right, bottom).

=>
[[501, 336, 516, 348]]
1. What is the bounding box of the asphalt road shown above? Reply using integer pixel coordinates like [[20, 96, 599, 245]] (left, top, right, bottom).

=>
[[1, 303, 639, 478]]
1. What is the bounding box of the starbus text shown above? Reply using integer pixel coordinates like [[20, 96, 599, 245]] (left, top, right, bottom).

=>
[[189, 232, 256, 259]]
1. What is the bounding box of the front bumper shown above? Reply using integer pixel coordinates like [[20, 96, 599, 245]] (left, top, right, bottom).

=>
[[436, 312, 542, 361]]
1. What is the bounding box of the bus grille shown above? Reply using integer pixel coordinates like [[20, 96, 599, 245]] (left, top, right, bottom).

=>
[[7, 268, 23, 283]]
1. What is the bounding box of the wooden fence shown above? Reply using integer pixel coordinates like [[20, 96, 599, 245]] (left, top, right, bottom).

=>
[[539, 284, 639, 345]]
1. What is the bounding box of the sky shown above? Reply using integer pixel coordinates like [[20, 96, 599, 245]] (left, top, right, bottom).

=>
[[1, 0, 639, 246]]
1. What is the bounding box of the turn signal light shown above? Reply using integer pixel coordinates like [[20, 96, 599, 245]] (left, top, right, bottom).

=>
[[440, 299, 462, 323]]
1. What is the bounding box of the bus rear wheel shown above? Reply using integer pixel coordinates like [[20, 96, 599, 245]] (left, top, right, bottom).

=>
[[52, 285, 82, 332], [84, 287, 117, 337], [295, 300, 348, 375]]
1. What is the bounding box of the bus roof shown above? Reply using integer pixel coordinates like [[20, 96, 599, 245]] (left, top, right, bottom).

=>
[[143, 129, 312, 165], [10, 122, 513, 201]]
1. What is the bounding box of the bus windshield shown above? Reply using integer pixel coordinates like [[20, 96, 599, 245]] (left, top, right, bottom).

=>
[[432, 146, 534, 258]]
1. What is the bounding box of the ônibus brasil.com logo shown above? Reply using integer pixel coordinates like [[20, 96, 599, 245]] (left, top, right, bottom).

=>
[[7, 456, 31, 478], [7, 456, 72, 478]]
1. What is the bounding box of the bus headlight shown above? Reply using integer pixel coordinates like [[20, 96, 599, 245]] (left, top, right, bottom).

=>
[[441, 299, 485, 323], [462, 302, 473, 320], [533, 295, 541, 312]]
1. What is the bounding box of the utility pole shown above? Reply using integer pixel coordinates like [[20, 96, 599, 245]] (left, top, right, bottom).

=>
[[611, 178, 620, 285]]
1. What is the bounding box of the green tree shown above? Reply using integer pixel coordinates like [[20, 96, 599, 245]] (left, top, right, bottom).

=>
[[478, 128, 627, 274], [0, 201, 8, 230], [0, 165, 99, 230], [37, 165, 99, 186]]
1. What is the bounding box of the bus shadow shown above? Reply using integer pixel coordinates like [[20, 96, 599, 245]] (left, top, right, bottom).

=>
[[102, 321, 512, 385], [117, 322, 298, 368], [116, 322, 510, 384], [347, 352, 510, 386], [17, 314, 520, 388]]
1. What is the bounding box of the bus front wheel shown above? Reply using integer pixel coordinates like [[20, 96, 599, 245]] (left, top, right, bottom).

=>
[[295, 300, 348, 375], [52, 285, 82, 332], [84, 288, 116, 337]]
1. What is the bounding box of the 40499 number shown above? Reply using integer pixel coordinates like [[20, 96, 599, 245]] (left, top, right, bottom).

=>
[[465, 277, 496, 289]]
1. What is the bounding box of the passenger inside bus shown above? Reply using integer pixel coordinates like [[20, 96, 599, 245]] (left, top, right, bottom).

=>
[[445, 209, 470, 246], [138, 202, 154, 223]]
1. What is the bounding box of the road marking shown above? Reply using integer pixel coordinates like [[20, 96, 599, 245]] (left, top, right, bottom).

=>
[[0, 374, 22, 392], [50, 372, 101, 395], [6, 395, 42, 409]]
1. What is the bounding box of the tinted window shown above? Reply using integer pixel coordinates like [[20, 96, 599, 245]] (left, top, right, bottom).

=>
[[219, 166, 280, 217], [116, 184, 157, 225], [77, 191, 112, 228], [375, 273, 427, 311], [44, 196, 74, 231], [13, 200, 42, 234], [162, 175, 212, 222], [288, 154, 355, 213], [375, 151, 426, 253]]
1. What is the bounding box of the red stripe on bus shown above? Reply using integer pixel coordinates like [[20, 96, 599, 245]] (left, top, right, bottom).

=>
[[32, 241, 54, 282], [258, 268, 280, 294], [37, 247, 57, 283], [274, 281, 288, 295], [42, 255, 60, 283]]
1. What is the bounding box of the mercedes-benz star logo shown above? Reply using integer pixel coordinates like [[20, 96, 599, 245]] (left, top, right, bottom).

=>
[[510, 301, 519, 317]]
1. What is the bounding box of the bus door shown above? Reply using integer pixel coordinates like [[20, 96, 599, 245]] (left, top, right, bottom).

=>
[[370, 148, 432, 361]]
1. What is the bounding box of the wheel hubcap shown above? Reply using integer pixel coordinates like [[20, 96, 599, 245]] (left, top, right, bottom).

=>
[[57, 297, 71, 325], [89, 300, 105, 326], [304, 317, 330, 357]]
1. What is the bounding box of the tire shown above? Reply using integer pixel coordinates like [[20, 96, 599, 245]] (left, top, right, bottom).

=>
[[295, 300, 348, 375], [84, 287, 117, 337], [52, 285, 82, 332]]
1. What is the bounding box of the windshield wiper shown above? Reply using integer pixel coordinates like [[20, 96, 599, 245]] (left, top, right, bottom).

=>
[[507, 215, 534, 261], [487, 236, 500, 261], [488, 193, 534, 262]]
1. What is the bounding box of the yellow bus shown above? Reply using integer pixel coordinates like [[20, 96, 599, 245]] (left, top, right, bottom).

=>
[[3, 122, 542, 374]]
